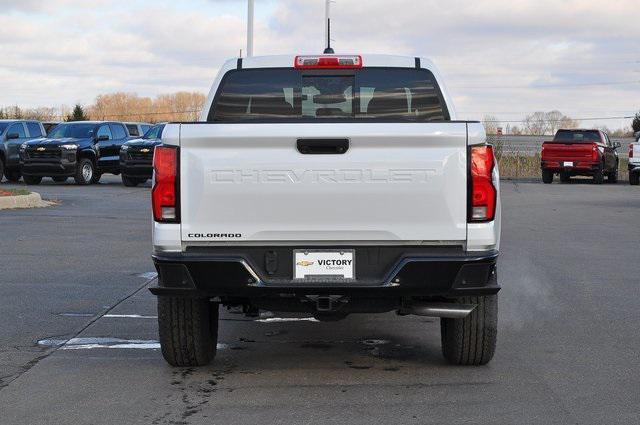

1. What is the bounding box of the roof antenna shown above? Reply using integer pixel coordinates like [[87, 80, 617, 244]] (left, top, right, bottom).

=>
[[323, 0, 335, 54]]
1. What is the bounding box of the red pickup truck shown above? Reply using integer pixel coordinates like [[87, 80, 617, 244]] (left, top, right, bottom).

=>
[[541, 129, 620, 184]]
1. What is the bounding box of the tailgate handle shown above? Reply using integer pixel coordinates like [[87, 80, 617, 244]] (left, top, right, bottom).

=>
[[297, 139, 349, 155]]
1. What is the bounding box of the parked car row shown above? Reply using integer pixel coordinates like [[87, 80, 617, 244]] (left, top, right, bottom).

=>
[[540, 129, 634, 185], [0, 119, 164, 186]]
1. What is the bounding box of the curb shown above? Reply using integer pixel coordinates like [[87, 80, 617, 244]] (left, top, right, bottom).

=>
[[0, 192, 55, 210]]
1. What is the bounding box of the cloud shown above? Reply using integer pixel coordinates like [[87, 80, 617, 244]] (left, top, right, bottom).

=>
[[0, 0, 638, 129]]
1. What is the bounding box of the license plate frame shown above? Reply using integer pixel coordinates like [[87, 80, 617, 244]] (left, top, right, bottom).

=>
[[293, 250, 356, 281], [563, 161, 574, 167]]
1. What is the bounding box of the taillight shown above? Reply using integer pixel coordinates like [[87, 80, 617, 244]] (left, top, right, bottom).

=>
[[152, 146, 179, 223], [294, 55, 363, 69], [630, 144, 634, 158], [592, 144, 599, 161], [469, 145, 497, 222]]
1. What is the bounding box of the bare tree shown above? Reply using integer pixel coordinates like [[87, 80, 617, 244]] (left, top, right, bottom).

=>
[[482, 115, 501, 135], [522, 111, 579, 135]]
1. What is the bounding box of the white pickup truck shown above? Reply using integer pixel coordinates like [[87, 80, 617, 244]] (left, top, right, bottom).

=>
[[630, 132, 640, 185], [150, 54, 501, 367]]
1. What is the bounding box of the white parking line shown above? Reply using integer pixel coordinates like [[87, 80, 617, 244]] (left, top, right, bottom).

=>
[[255, 317, 319, 323], [103, 314, 158, 319], [38, 337, 227, 351]]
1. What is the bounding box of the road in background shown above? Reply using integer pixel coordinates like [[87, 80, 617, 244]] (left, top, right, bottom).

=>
[[0, 176, 639, 424]]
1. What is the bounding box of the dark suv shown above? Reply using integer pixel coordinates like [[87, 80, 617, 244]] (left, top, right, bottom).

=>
[[0, 120, 46, 182], [120, 123, 165, 187], [20, 121, 133, 185]]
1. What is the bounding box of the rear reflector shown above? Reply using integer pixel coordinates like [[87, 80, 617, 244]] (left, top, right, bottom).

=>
[[152, 146, 179, 223], [294, 55, 363, 69], [469, 145, 497, 222]]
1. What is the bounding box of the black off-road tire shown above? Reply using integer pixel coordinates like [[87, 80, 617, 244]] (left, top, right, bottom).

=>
[[23, 175, 42, 185], [74, 158, 95, 185], [121, 175, 139, 187], [559, 171, 571, 183], [4, 169, 21, 183], [441, 294, 498, 366], [542, 170, 553, 184], [157, 297, 219, 367], [593, 168, 604, 185], [630, 172, 640, 186], [52, 176, 68, 183]]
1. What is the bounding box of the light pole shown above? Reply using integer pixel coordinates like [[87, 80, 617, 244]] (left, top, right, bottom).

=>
[[247, 0, 254, 57]]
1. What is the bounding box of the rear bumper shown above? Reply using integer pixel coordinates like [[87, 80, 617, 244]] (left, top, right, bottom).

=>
[[541, 160, 599, 174], [150, 246, 500, 299], [628, 162, 640, 173]]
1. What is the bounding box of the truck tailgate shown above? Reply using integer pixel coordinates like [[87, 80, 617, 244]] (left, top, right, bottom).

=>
[[178, 123, 469, 243], [542, 142, 594, 161]]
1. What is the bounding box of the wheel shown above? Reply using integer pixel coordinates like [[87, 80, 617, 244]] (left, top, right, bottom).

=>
[[542, 170, 553, 184], [4, 169, 21, 183], [607, 169, 618, 184], [23, 175, 42, 185], [593, 168, 604, 185], [441, 294, 498, 366], [559, 171, 570, 183], [121, 175, 139, 187], [630, 172, 640, 186], [74, 158, 95, 185], [52, 176, 68, 183], [91, 172, 102, 184], [157, 297, 219, 367]]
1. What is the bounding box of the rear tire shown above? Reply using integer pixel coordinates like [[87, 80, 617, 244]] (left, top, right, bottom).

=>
[[559, 171, 570, 183], [607, 169, 618, 184], [542, 170, 553, 184], [157, 297, 219, 367], [52, 176, 67, 183], [23, 175, 42, 185], [593, 168, 604, 185], [630, 172, 640, 186], [4, 169, 21, 183], [121, 175, 139, 187], [441, 294, 498, 366], [74, 158, 94, 185]]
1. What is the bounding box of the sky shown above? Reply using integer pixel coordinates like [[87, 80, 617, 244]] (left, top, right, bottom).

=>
[[0, 0, 638, 130]]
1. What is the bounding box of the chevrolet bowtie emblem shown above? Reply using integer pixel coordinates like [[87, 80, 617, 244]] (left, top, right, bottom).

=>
[[296, 260, 315, 267], [36, 147, 46, 151], [140, 148, 150, 153]]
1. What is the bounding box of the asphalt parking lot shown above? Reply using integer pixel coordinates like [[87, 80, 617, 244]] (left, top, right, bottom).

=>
[[0, 176, 639, 424]]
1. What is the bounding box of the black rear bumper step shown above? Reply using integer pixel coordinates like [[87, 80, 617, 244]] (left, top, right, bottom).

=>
[[150, 246, 499, 298]]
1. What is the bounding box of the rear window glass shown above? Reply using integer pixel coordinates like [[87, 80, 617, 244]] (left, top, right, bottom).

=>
[[554, 130, 602, 143], [126, 124, 139, 137], [209, 68, 449, 122]]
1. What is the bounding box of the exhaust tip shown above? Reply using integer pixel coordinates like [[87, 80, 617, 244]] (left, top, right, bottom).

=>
[[399, 302, 476, 319]]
